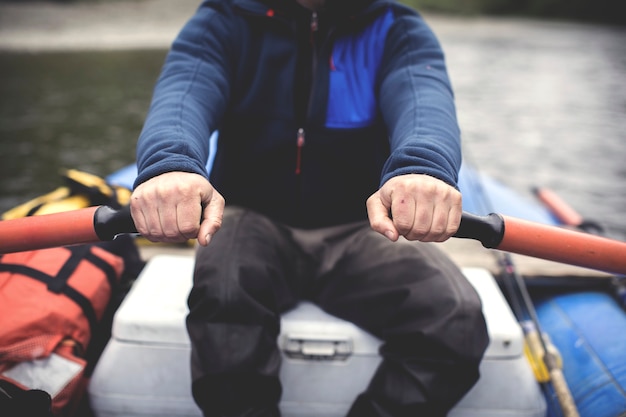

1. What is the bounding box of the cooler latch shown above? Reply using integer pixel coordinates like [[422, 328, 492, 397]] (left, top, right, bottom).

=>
[[282, 334, 353, 361]]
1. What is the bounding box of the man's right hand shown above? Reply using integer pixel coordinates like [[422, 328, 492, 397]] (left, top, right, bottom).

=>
[[130, 172, 224, 246]]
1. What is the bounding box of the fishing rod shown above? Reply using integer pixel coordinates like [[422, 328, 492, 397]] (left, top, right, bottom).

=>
[[498, 252, 579, 417], [462, 165, 580, 417], [1, 205, 626, 276]]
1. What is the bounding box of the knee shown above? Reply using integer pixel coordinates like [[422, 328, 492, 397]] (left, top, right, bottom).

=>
[[391, 266, 489, 363], [428, 276, 489, 361], [453, 291, 489, 363]]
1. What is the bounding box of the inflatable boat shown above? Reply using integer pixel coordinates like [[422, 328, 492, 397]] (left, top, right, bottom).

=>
[[1, 159, 625, 417]]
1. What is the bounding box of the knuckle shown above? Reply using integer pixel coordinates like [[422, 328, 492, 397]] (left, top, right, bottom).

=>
[[179, 221, 199, 237], [369, 218, 386, 233], [163, 230, 181, 240], [176, 181, 195, 195], [212, 218, 223, 232], [412, 226, 430, 239], [369, 216, 383, 228], [394, 219, 412, 236], [430, 223, 446, 236]]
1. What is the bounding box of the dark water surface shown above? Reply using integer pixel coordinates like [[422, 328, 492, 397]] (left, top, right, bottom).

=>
[[0, 50, 167, 211], [437, 17, 626, 239], [0, 16, 625, 239]]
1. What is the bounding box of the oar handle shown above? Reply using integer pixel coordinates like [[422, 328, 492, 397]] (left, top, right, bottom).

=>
[[0, 205, 136, 254], [456, 212, 626, 275], [93, 205, 137, 240], [455, 212, 505, 248]]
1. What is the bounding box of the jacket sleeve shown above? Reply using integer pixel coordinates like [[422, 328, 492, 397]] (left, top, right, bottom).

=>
[[133, 1, 232, 189], [377, 10, 462, 188]]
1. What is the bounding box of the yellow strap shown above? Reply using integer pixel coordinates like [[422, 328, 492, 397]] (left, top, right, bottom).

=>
[[2, 187, 71, 220], [2, 170, 132, 220]]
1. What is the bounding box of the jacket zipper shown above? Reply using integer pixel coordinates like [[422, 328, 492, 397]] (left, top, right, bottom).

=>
[[310, 11, 319, 39], [296, 12, 319, 176], [309, 11, 319, 104]]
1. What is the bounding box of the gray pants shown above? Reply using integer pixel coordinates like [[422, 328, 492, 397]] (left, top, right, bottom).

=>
[[187, 207, 489, 417]]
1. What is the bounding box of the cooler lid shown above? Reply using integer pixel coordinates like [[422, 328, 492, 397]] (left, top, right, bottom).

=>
[[464, 268, 524, 359], [112, 255, 194, 345]]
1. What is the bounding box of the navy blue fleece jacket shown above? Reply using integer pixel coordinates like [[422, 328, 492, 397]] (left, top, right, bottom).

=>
[[135, 0, 461, 228]]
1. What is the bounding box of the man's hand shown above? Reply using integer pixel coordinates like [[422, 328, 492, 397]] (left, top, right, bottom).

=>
[[130, 172, 224, 246], [366, 174, 462, 242]]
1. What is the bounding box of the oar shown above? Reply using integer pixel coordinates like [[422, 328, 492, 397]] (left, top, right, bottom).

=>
[[0, 205, 136, 254], [455, 212, 626, 276], [1, 207, 625, 275], [532, 186, 604, 234]]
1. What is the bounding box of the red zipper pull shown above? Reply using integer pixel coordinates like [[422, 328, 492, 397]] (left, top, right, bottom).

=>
[[295, 128, 305, 175]]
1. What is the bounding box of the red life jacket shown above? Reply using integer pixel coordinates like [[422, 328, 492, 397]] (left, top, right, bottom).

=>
[[0, 245, 124, 416]]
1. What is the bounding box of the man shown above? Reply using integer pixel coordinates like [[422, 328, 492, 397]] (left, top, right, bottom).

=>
[[130, 0, 489, 416]]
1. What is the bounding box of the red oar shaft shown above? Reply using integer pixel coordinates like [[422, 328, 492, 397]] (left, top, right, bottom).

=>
[[0, 205, 136, 254], [0, 206, 99, 253], [498, 215, 626, 275]]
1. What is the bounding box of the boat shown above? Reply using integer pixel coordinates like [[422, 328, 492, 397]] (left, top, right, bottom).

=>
[[1, 160, 625, 417]]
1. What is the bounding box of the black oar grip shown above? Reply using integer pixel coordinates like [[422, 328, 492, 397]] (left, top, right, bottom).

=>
[[455, 212, 505, 248], [93, 205, 137, 241]]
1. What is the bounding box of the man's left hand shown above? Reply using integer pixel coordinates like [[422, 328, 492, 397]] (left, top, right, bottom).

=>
[[366, 174, 462, 242]]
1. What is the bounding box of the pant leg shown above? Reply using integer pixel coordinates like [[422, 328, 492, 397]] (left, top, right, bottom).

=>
[[311, 224, 489, 417], [186, 207, 305, 417]]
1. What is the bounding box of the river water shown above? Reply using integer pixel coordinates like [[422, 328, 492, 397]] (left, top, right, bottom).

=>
[[0, 14, 625, 239]]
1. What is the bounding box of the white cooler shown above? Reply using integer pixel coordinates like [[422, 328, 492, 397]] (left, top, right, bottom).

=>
[[88, 255, 546, 417]]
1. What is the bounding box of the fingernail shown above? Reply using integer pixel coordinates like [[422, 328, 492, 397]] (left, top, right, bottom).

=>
[[204, 233, 211, 246], [385, 230, 395, 241]]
